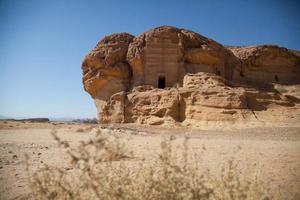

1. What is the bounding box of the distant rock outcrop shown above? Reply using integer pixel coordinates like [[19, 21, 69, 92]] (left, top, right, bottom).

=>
[[18, 118, 50, 123], [82, 26, 300, 126]]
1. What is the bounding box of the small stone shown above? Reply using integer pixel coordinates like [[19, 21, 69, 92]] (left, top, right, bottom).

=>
[[64, 167, 73, 171]]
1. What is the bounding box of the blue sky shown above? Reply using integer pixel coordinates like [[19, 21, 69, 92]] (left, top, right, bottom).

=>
[[0, 0, 299, 119]]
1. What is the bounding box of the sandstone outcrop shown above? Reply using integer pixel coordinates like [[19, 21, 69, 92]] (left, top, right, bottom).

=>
[[227, 45, 300, 86], [82, 33, 134, 113], [82, 26, 300, 127]]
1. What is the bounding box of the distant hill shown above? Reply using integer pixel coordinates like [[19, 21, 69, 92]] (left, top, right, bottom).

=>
[[49, 117, 76, 122]]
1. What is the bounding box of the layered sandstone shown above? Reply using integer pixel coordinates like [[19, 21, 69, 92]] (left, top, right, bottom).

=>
[[227, 45, 300, 86], [82, 26, 300, 126]]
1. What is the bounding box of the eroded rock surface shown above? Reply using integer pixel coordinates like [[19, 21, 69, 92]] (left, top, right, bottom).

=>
[[82, 26, 300, 126], [227, 45, 300, 86]]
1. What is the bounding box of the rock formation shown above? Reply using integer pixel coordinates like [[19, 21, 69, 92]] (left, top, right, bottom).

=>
[[228, 45, 300, 86], [82, 26, 300, 127]]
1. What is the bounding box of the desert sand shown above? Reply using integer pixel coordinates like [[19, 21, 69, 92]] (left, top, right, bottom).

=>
[[0, 121, 299, 200]]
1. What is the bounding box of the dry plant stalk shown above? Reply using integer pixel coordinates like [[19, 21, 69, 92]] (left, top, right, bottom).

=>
[[25, 130, 284, 200]]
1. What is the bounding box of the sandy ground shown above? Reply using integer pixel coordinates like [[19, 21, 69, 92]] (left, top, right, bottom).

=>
[[0, 121, 300, 200]]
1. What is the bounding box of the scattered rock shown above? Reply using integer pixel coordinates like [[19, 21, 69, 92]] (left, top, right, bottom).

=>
[[148, 118, 164, 125], [138, 132, 148, 136]]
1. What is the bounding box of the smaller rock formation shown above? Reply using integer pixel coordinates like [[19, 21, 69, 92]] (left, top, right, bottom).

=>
[[228, 45, 300, 86]]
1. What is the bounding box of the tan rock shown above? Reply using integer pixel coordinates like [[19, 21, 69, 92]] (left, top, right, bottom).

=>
[[100, 73, 248, 125], [82, 33, 134, 99], [82, 26, 300, 126], [227, 45, 300, 85]]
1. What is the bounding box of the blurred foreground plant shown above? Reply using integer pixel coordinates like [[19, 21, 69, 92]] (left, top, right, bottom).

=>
[[25, 129, 282, 200]]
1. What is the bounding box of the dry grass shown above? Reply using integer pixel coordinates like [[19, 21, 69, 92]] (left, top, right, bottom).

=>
[[75, 128, 85, 132], [76, 125, 95, 133], [25, 129, 286, 200]]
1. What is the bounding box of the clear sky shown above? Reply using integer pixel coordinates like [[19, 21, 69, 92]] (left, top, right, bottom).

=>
[[0, 0, 299, 119]]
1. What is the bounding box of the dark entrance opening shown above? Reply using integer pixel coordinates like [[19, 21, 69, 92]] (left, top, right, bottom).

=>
[[158, 75, 166, 89], [239, 71, 244, 77]]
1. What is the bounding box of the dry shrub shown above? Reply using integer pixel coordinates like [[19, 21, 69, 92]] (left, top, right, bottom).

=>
[[75, 128, 85, 132], [51, 129, 131, 162], [26, 131, 284, 200], [76, 125, 95, 133]]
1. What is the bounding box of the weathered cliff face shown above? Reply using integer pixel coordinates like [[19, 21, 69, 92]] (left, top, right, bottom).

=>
[[82, 33, 134, 116], [126, 26, 238, 87], [227, 45, 300, 86], [82, 26, 300, 126], [98, 72, 300, 126]]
